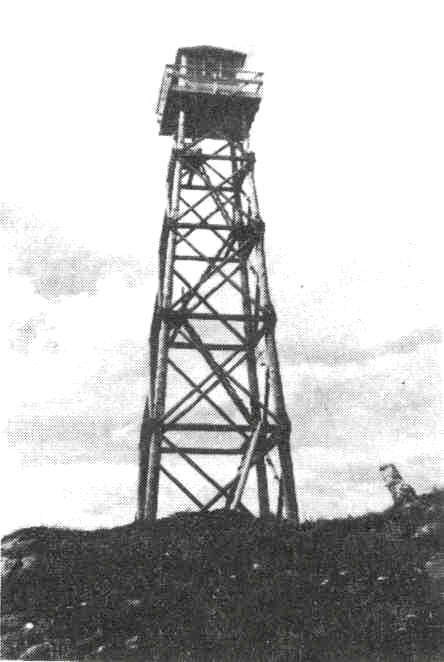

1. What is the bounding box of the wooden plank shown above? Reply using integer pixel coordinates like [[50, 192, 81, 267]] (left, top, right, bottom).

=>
[[230, 367, 270, 512], [201, 433, 278, 511], [201, 476, 254, 515], [230, 419, 264, 510]]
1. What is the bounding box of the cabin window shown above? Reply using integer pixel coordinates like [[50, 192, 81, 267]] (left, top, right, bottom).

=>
[[186, 55, 236, 81], [220, 60, 237, 79], [183, 53, 241, 82], [202, 56, 219, 80]]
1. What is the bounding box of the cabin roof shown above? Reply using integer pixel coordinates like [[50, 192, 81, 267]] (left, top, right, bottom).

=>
[[175, 46, 247, 66]]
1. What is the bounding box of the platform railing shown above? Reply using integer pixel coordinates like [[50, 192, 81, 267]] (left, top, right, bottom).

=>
[[156, 64, 263, 116]]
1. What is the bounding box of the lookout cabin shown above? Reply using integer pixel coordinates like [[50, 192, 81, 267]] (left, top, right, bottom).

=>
[[156, 45, 263, 140]]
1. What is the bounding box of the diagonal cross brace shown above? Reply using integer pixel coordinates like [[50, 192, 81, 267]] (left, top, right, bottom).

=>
[[162, 434, 238, 497], [229, 367, 270, 510], [230, 418, 264, 510], [181, 320, 251, 424], [178, 191, 236, 227], [172, 267, 245, 343], [166, 351, 249, 429], [160, 348, 245, 425], [201, 429, 278, 512], [159, 464, 204, 508], [171, 233, 255, 312], [166, 356, 245, 435]]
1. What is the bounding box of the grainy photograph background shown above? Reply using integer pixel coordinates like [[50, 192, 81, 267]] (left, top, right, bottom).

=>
[[2, 0, 442, 536]]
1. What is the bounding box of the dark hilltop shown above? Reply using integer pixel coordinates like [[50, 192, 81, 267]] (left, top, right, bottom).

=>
[[1, 488, 443, 661]]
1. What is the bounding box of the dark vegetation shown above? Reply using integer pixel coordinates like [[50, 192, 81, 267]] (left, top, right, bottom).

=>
[[1, 489, 443, 661]]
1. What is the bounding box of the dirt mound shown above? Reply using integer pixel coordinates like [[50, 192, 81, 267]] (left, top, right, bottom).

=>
[[1, 491, 443, 661]]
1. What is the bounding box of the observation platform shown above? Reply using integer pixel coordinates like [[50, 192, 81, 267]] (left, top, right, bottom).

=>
[[156, 46, 263, 140]]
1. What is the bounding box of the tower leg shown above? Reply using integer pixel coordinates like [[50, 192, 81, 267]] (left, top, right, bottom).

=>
[[144, 110, 185, 521], [256, 459, 270, 516], [247, 161, 299, 524], [278, 433, 299, 522], [144, 227, 176, 521], [231, 142, 270, 517], [136, 398, 151, 519], [144, 430, 163, 520]]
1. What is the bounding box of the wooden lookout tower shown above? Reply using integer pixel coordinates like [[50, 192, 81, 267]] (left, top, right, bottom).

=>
[[137, 46, 299, 522]]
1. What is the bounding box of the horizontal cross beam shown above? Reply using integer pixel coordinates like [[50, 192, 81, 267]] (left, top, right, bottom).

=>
[[170, 342, 246, 350], [160, 447, 242, 455], [164, 423, 278, 432]]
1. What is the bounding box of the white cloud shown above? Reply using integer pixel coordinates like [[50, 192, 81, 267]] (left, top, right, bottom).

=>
[[8, 268, 154, 417]]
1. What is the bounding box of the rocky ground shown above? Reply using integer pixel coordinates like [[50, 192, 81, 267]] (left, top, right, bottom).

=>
[[1, 490, 443, 661]]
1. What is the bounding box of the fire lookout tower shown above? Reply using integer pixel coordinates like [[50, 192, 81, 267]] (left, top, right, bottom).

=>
[[137, 46, 299, 522]]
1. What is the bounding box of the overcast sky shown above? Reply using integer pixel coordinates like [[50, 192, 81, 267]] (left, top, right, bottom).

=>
[[2, 0, 443, 534]]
